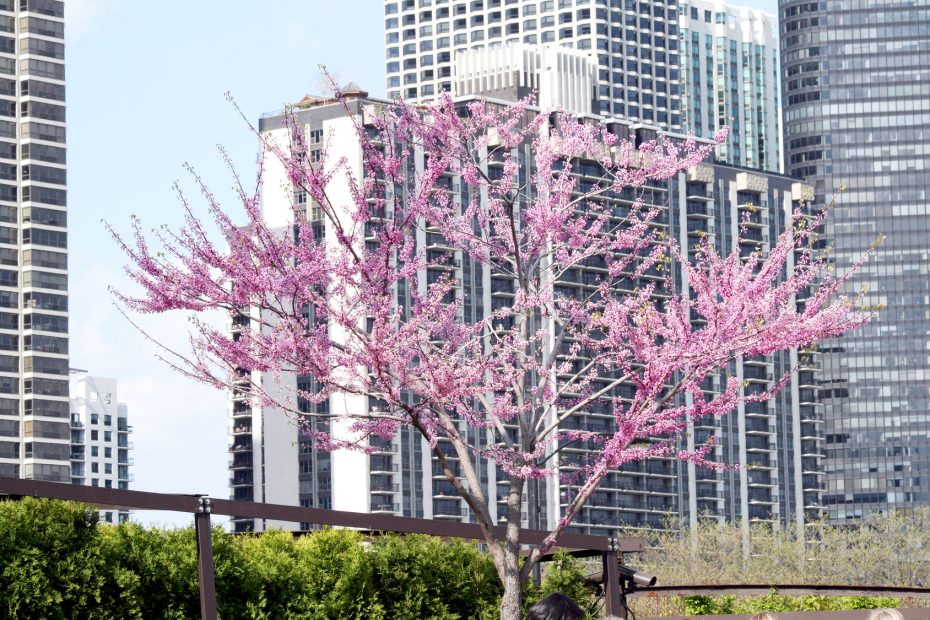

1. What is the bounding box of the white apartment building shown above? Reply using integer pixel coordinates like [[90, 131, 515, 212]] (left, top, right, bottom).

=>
[[70, 375, 133, 523], [679, 0, 780, 170], [385, 0, 684, 130], [0, 0, 70, 483]]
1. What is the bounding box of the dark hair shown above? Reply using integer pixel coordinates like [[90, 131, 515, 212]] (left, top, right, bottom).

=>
[[526, 593, 585, 620]]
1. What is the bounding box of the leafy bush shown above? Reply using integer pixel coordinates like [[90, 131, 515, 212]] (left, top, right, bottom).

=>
[[0, 498, 107, 619], [682, 591, 904, 616], [0, 499, 530, 619]]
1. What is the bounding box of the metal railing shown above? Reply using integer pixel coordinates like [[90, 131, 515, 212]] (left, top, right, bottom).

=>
[[0, 476, 643, 620]]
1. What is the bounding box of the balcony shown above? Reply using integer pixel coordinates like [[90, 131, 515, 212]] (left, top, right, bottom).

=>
[[230, 471, 253, 487], [369, 458, 398, 474], [369, 437, 395, 455], [371, 482, 399, 494], [686, 187, 713, 201], [433, 506, 467, 519], [229, 438, 252, 452], [432, 461, 461, 478]]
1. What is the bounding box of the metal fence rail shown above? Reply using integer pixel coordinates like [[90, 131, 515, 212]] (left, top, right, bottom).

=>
[[0, 476, 642, 619], [634, 584, 930, 600], [646, 610, 930, 620], [5, 477, 924, 619]]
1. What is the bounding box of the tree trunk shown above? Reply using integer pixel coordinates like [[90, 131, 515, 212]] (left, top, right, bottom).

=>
[[499, 567, 523, 620], [499, 476, 526, 620]]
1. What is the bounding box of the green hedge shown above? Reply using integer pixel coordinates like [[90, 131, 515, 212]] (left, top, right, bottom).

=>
[[0, 498, 597, 619], [683, 591, 903, 616], [5, 498, 910, 619]]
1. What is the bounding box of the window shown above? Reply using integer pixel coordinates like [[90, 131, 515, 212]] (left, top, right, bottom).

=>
[[91, 462, 98, 473], [91, 445, 98, 457], [91, 430, 98, 441], [104, 431, 112, 442], [90, 413, 98, 425]]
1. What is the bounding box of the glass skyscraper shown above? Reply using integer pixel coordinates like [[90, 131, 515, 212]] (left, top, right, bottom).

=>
[[780, 0, 930, 520]]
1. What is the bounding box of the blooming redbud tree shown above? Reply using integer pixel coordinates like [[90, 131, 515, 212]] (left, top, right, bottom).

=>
[[113, 93, 872, 619]]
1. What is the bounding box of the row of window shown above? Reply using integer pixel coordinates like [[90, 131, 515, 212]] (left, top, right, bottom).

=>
[[0, 333, 66, 353], [391, 8, 674, 30], [0, 227, 66, 248], [85, 429, 115, 443], [0, 78, 64, 100], [0, 100, 63, 122], [0, 376, 67, 396], [387, 0, 674, 16], [0, 310, 67, 330], [0, 291, 66, 311]]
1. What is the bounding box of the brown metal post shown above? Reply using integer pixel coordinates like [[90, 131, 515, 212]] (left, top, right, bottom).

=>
[[195, 498, 218, 620], [603, 537, 624, 618]]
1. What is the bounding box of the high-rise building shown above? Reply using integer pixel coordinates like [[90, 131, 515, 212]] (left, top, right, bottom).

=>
[[0, 0, 70, 482], [384, 0, 685, 130], [454, 42, 598, 115], [69, 375, 133, 523], [679, 0, 780, 171], [230, 88, 817, 534], [780, 0, 930, 521]]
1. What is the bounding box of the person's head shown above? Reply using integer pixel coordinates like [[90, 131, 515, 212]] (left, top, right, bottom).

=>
[[526, 593, 585, 620], [867, 609, 904, 620], [750, 612, 780, 620]]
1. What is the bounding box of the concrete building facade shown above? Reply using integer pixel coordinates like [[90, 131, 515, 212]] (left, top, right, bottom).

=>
[[0, 0, 70, 484], [780, 0, 930, 521]]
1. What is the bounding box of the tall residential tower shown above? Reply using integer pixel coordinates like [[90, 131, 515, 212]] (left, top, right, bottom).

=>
[[679, 0, 780, 170], [780, 0, 930, 520], [0, 0, 69, 483], [385, 0, 685, 129]]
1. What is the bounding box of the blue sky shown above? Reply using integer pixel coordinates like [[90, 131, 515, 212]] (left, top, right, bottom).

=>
[[65, 0, 777, 527]]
